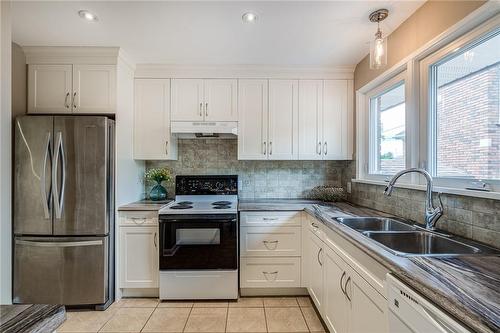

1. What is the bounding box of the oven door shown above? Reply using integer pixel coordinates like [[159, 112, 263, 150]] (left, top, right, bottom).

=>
[[159, 214, 237, 270]]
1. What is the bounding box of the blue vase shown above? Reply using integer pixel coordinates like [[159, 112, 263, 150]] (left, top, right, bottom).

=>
[[149, 182, 167, 201]]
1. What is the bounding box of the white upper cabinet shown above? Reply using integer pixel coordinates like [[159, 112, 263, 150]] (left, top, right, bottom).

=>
[[238, 79, 268, 160], [297, 79, 353, 160], [323, 80, 352, 160], [171, 79, 237, 122], [28, 65, 72, 114], [72, 65, 116, 114], [28, 64, 117, 114], [204, 79, 237, 121], [134, 79, 177, 160], [298, 80, 323, 160], [268, 80, 298, 160], [171, 79, 204, 121]]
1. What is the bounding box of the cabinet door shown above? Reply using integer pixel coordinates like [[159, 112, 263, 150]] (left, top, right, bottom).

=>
[[268, 80, 298, 160], [237, 79, 268, 160], [28, 64, 72, 114], [204, 79, 237, 121], [307, 230, 324, 310], [72, 65, 116, 114], [322, 80, 348, 160], [171, 79, 204, 121], [323, 245, 350, 333], [298, 80, 323, 160], [347, 269, 388, 333], [134, 79, 176, 160], [119, 226, 159, 288]]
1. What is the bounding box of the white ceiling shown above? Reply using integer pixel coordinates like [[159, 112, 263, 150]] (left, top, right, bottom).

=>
[[12, 1, 424, 67]]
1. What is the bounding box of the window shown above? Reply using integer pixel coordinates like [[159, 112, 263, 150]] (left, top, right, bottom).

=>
[[427, 27, 500, 188], [357, 13, 500, 198], [369, 81, 406, 175]]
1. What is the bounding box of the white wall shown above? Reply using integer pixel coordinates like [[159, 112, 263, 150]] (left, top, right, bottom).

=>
[[0, 0, 12, 305]]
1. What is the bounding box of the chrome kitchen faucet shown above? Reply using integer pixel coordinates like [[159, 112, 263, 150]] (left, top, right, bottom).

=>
[[384, 168, 444, 230]]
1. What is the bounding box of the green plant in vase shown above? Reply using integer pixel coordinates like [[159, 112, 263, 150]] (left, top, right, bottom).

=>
[[144, 168, 172, 201]]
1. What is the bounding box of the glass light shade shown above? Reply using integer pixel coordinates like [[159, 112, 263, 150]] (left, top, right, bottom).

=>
[[370, 35, 387, 69]]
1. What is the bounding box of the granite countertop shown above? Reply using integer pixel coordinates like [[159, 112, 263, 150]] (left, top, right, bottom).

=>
[[0, 304, 66, 333], [118, 199, 172, 211], [238, 199, 324, 211], [239, 199, 500, 333]]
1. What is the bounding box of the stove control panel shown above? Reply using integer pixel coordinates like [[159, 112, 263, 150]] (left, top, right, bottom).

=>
[[175, 175, 238, 195]]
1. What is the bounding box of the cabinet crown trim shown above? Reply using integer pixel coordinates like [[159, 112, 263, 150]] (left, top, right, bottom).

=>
[[24, 46, 125, 65]]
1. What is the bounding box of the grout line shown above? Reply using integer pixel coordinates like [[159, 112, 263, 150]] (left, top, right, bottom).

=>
[[139, 306, 157, 333], [263, 306, 269, 333], [298, 304, 312, 333], [182, 304, 194, 333], [224, 305, 229, 333]]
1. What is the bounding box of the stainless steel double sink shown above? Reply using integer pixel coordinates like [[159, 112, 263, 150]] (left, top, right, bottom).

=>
[[334, 217, 483, 257]]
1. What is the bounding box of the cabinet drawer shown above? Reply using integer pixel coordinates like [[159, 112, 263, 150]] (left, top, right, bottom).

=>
[[241, 226, 301, 257], [119, 211, 158, 226], [240, 257, 301, 288], [240, 211, 302, 227]]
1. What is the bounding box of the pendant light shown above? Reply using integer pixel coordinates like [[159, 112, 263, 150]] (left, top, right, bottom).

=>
[[369, 9, 389, 70]]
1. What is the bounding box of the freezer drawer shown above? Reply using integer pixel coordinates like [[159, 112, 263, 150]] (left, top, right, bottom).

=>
[[13, 236, 108, 305]]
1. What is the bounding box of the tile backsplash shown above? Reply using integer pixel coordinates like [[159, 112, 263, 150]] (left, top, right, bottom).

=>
[[344, 161, 500, 249], [145, 139, 349, 200]]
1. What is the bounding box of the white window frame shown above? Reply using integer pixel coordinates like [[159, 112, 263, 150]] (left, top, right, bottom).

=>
[[420, 17, 500, 193], [355, 5, 500, 200], [361, 70, 412, 182]]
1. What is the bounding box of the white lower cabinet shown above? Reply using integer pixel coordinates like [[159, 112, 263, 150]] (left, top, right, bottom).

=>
[[240, 257, 301, 288], [323, 244, 350, 333], [304, 216, 389, 333], [119, 225, 159, 289], [307, 230, 324, 309]]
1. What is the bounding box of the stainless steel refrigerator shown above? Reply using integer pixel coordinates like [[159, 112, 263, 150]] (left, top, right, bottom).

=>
[[13, 116, 115, 310]]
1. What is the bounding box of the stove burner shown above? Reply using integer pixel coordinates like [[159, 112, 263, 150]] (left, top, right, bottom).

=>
[[213, 205, 231, 209], [176, 201, 193, 205], [170, 205, 193, 210], [212, 201, 232, 206]]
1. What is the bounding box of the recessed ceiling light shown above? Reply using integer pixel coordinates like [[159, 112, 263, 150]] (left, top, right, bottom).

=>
[[242, 12, 257, 23], [78, 10, 98, 22]]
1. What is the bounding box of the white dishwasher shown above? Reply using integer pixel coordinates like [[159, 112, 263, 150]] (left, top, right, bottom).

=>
[[387, 274, 471, 333]]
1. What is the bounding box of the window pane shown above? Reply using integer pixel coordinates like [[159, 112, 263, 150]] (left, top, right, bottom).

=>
[[369, 82, 406, 175], [431, 30, 500, 180]]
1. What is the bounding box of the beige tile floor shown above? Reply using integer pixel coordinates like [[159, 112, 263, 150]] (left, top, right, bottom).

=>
[[58, 296, 328, 333]]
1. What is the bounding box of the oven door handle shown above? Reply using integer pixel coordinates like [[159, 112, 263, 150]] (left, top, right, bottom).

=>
[[161, 218, 237, 223]]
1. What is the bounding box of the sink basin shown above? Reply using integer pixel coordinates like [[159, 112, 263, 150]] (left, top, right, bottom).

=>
[[336, 217, 416, 232], [362, 231, 481, 256]]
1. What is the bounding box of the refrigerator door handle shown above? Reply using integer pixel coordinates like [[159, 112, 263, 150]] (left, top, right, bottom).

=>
[[16, 239, 103, 247], [41, 132, 51, 219], [52, 132, 66, 219]]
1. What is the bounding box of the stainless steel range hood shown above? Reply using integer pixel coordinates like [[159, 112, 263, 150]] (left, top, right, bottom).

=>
[[171, 121, 238, 139]]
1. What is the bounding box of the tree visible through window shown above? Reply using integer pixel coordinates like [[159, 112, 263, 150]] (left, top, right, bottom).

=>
[[430, 29, 500, 181], [369, 82, 406, 175]]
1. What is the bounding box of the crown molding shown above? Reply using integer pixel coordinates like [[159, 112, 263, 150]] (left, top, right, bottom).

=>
[[23, 46, 121, 65], [134, 64, 355, 80]]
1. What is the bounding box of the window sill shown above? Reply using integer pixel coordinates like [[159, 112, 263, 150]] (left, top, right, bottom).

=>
[[351, 178, 500, 201]]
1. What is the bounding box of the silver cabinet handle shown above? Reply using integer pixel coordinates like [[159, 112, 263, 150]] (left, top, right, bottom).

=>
[[263, 240, 279, 250], [165, 141, 168, 155], [129, 217, 146, 224], [317, 142, 321, 155], [52, 132, 65, 219], [263, 217, 278, 221], [41, 132, 51, 219], [311, 222, 319, 229], [64, 92, 70, 109], [340, 271, 347, 295], [262, 271, 278, 281], [263, 141, 267, 155], [154, 232, 157, 249], [72, 92, 77, 110], [324, 142, 327, 155], [269, 141, 273, 155], [205, 102, 208, 117], [317, 248, 323, 266], [199, 102, 203, 117], [344, 276, 352, 302], [16, 239, 102, 247]]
